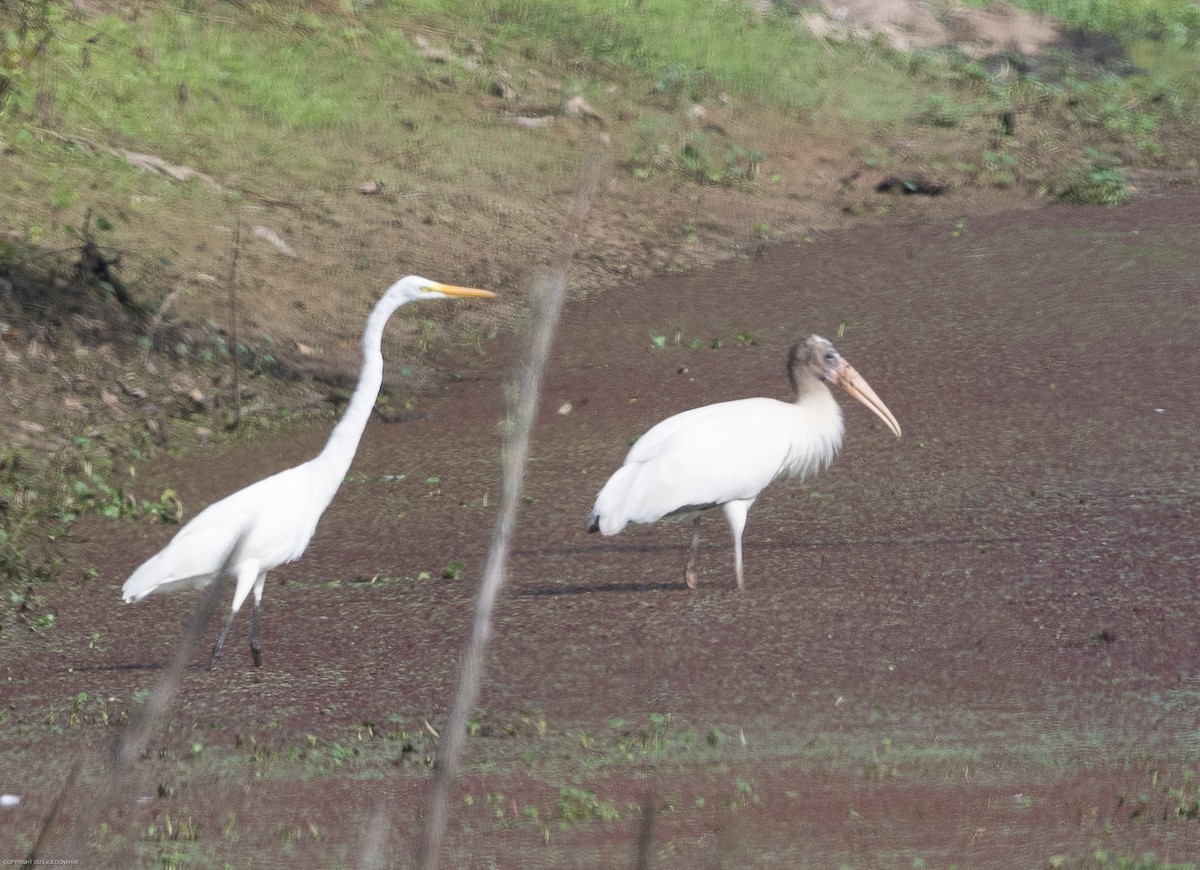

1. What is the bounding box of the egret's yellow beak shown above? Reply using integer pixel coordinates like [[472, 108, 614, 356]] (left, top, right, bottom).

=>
[[834, 360, 902, 438], [427, 283, 496, 299]]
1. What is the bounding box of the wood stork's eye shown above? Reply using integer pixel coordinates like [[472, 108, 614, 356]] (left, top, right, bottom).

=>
[[824, 350, 837, 363]]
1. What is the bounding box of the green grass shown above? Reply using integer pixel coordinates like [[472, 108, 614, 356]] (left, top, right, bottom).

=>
[[4, 0, 1197, 227], [30, 7, 508, 190], [1130, 38, 1200, 107]]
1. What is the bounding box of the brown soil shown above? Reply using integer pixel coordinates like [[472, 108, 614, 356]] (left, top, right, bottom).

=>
[[2, 183, 1199, 866]]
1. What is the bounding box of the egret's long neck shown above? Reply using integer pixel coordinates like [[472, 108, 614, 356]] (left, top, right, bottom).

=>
[[314, 300, 399, 485]]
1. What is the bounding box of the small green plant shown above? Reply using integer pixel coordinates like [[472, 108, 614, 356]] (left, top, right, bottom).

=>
[[441, 559, 465, 580], [68, 691, 88, 727], [467, 708, 488, 736], [630, 116, 674, 179], [160, 845, 186, 870], [678, 131, 761, 186], [640, 712, 672, 755], [1127, 768, 1200, 822], [982, 149, 1018, 188], [653, 63, 707, 106], [60, 463, 183, 525], [1157, 769, 1199, 820], [7, 587, 55, 632], [557, 786, 620, 822], [631, 119, 761, 186], [915, 93, 964, 128], [143, 810, 202, 869], [1, 451, 67, 587], [1056, 149, 1130, 205], [725, 778, 758, 811], [863, 737, 901, 781]]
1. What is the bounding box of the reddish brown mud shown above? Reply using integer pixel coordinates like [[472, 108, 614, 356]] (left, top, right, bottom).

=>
[[2, 189, 1198, 868]]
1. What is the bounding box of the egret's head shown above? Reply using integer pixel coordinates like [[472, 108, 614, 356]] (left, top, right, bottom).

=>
[[788, 335, 901, 437], [383, 275, 496, 307]]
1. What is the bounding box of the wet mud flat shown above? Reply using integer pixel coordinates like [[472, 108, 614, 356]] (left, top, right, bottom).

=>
[[2, 190, 1199, 867]]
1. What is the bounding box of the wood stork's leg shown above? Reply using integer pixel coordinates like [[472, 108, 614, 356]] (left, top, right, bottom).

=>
[[684, 515, 702, 589], [722, 499, 754, 591], [209, 560, 261, 670], [249, 572, 267, 667]]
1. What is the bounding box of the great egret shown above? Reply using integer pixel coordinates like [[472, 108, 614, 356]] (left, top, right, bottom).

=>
[[122, 276, 496, 668], [588, 335, 901, 590]]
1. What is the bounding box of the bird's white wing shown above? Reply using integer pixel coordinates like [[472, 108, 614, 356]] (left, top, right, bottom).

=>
[[593, 397, 833, 532], [122, 461, 331, 601]]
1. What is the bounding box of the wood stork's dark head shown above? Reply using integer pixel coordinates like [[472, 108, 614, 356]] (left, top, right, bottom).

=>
[[787, 335, 902, 437]]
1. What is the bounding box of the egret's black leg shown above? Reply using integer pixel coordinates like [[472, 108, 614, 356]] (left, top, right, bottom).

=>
[[684, 515, 702, 589], [250, 599, 262, 667], [210, 609, 238, 670]]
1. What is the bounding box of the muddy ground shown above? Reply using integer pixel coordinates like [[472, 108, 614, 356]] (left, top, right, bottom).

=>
[[0, 183, 1197, 867]]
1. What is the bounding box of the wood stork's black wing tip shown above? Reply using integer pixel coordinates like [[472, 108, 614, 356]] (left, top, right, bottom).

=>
[[587, 514, 600, 534]]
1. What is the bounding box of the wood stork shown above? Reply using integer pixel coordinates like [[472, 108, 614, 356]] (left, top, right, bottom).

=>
[[122, 276, 496, 668], [588, 335, 900, 590]]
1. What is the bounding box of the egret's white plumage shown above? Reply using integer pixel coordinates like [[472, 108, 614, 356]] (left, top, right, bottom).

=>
[[588, 335, 900, 590], [122, 275, 495, 668]]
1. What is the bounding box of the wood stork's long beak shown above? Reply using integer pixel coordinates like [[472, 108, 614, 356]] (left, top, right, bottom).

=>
[[429, 283, 497, 299], [834, 361, 902, 438]]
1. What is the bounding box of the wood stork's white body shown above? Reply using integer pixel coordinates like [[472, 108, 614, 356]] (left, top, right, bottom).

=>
[[122, 276, 495, 668], [588, 335, 900, 590], [590, 391, 844, 529]]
